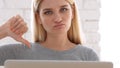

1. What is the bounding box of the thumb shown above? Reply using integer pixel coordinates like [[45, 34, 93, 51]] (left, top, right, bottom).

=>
[[18, 37, 31, 48]]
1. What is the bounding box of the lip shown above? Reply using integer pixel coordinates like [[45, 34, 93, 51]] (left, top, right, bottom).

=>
[[53, 24, 65, 29]]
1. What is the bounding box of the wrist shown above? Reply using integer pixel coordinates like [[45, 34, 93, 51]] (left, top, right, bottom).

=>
[[0, 24, 8, 39]]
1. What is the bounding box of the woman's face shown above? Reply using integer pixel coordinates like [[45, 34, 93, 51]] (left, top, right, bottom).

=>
[[39, 0, 73, 35]]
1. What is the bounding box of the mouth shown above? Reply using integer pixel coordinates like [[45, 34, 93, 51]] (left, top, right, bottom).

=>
[[53, 24, 65, 29]]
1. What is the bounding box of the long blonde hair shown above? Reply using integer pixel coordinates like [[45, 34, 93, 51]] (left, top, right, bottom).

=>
[[32, 0, 85, 45]]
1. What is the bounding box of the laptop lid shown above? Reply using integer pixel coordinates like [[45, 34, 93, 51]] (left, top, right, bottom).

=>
[[4, 60, 113, 68]]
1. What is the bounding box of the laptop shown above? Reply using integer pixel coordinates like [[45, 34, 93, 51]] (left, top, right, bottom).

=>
[[4, 60, 113, 68]]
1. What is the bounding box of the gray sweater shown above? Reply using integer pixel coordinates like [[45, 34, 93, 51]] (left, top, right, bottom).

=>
[[0, 43, 99, 65]]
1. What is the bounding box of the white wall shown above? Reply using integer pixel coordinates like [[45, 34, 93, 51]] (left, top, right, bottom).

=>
[[0, 0, 101, 55], [100, 0, 120, 68], [76, 0, 101, 55]]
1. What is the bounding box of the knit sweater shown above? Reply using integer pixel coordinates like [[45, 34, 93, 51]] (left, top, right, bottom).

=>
[[0, 43, 99, 65]]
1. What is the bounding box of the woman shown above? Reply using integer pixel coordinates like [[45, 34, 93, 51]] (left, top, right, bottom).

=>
[[0, 0, 99, 65]]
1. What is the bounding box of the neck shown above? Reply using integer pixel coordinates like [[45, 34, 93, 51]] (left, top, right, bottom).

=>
[[40, 34, 75, 51]]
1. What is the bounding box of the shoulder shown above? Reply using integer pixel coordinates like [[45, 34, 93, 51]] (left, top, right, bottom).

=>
[[0, 42, 39, 48], [0, 42, 42, 51], [76, 44, 99, 61], [76, 44, 95, 53], [0, 43, 28, 49], [0, 43, 33, 52], [0, 43, 34, 65]]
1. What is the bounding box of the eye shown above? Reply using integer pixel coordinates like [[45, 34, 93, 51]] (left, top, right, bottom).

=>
[[60, 8, 68, 12], [44, 11, 53, 15]]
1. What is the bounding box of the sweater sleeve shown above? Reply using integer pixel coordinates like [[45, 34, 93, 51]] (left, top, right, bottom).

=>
[[0, 44, 16, 65], [0, 44, 27, 65], [0, 43, 32, 65]]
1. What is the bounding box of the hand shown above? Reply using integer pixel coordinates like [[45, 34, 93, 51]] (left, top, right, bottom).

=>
[[3, 15, 31, 48]]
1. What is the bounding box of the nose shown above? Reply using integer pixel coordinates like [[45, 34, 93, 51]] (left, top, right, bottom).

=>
[[54, 13, 62, 23]]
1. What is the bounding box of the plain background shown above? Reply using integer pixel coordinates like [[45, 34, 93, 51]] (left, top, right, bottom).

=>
[[100, 0, 120, 68]]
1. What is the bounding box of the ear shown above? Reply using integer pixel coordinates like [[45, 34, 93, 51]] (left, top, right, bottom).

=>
[[36, 13, 42, 24]]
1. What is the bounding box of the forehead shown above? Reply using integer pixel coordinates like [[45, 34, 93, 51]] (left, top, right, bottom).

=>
[[40, 0, 70, 9]]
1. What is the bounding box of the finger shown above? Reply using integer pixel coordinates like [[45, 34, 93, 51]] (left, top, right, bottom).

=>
[[9, 26, 31, 48], [13, 23, 28, 35], [10, 16, 17, 25], [11, 19, 25, 33], [11, 14, 24, 29], [13, 23, 23, 33], [17, 25, 28, 35], [9, 18, 18, 32], [11, 18, 23, 30], [16, 15, 24, 23], [19, 37, 31, 48], [20, 23, 28, 33], [18, 32, 23, 37], [8, 16, 16, 22], [16, 15, 22, 20]]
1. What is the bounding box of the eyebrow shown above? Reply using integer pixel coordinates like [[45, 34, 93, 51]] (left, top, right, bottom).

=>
[[61, 5, 68, 8], [42, 5, 69, 11]]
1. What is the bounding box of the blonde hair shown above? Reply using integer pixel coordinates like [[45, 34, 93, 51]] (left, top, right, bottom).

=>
[[32, 0, 85, 45]]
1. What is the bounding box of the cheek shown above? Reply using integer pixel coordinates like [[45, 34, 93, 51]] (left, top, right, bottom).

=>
[[40, 15, 50, 25], [64, 12, 73, 24], [40, 16, 52, 30], [64, 12, 73, 29]]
